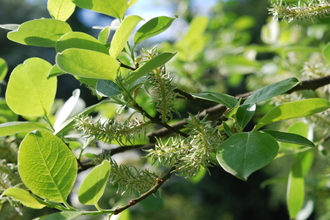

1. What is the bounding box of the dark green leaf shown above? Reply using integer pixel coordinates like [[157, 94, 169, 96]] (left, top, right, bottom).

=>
[[191, 92, 238, 108], [263, 130, 315, 148], [236, 104, 256, 129], [96, 79, 123, 97]]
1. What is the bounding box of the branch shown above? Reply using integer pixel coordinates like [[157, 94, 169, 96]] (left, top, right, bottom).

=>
[[113, 166, 176, 215]]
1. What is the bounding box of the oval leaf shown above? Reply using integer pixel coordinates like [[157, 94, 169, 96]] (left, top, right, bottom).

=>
[[216, 131, 279, 180], [255, 98, 330, 130], [56, 32, 108, 54], [126, 52, 176, 84], [7, 19, 72, 47], [96, 79, 123, 97], [78, 160, 111, 205], [6, 58, 57, 116], [262, 130, 315, 148], [134, 16, 175, 44], [191, 92, 238, 109], [72, 0, 127, 19], [18, 131, 77, 202], [56, 48, 119, 80], [47, 0, 76, 21], [0, 121, 50, 136], [109, 15, 143, 58], [2, 188, 46, 209], [244, 77, 300, 105], [236, 104, 256, 129]]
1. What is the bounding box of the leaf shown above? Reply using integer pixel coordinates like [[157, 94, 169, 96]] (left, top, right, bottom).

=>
[[109, 15, 143, 58], [0, 100, 18, 123], [47, 0, 76, 21], [236, 104, 256, 129], [98, 26, 111, 44], [2, 188, 46, 209], [125, 52, 176, 84], [48, 64, 65, 78], [7, 19, 72, 47], [56, 48, 119, 80], [56, 31, 108, 54], [134, 16, 175, 44], [78, 160, 111, 205], [255, 98, 330, 130], [322, 42, 330, 62], [54, 89, 81, 130], [262, 130, 315, 148], [0, 24, 20, 31], [244, 77, 300, 105], [128, 0, 139, 8], [18, 131, 77, 203], [191, 92, 238, 109], [6, 58, 57, 116], [34, 211, 84, 220], [96, 79, 123, 97], [0, 58, 8, 82], [72, 0, 128, 19], [216, 131, 279, 180], [223, 122, 235, 136], [0, 121, 50, 136]]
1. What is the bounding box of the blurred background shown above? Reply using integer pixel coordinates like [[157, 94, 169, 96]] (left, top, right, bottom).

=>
[[2, 0, 330, 219]]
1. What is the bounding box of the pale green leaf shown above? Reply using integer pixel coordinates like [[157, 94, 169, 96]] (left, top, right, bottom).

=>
[[56, 48, 119, 80], [216, 131, 279, 180], [6, 58, 57, 116], [244, 77, 300, 105], [0, 121, 50, 136], [2, 188, 46, 209], [18, 131, 77, 203], [125, 52, 176, 84], [0, 24, 20, 31], [7, 19, 72, 47], [128, 0, 139, 8], [134, 16, 175, 44], [191, 92, 238, 109], [110, 15, 142, 58], [47, 0, 76, 21], [255, 98, 330, 130], [72, 0, 128, 19], [98, 26, 111, 44], [78, 160, 111, 205], [48, 64, 65, 78], [0, 58, 8, 82], [263, 130, 315, 148], [34, 211, 84, 220], [56, 31, 108, 54]]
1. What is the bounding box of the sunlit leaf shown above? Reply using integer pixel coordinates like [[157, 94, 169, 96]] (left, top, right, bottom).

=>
[[7, 19, 72, 47], [216, 131, 279, 180], [18, 131, 77, 202], [78, 160, 111, 205], [2, 188, 46, 209], [56, 48, 119, 80], [255, 98, 330, 130], [0, 58, 8, 82], [47, 0, 76, 21], [0, 121, 50, 136], [109, 15, 143, 58], [6, 58, 57, 116]]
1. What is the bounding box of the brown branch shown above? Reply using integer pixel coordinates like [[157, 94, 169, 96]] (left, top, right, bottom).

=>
[[286, 75, 330, 93], [113, 166, 176, 215]]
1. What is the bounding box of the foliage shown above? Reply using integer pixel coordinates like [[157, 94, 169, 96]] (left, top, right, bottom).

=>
[[0, 0, 330, 219]]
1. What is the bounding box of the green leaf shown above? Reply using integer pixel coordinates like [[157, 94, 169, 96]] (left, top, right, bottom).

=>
[[189, 166, 206, 184], [56, 48, 119, 80], [236, 104, 256, 129], [223, 122, 235, 136], [0, 58, 8, 82], [18, 131, 77, 203], [56, 32, 108, 54], [96, 79, 123, 97], [322, 42, 330, 62], [262, 130, 315, 148], [78, 160, 111, 205], [48, 64, 65, 78], [0, 24, 20, 31], [2, 188, 46, 209], [34, 211, 84, 220], [98, 26, 111, 44], [216, 131, 279, 180], [128, 0, 139, 8], [125, 52, 176, 84], [0, 121, 50, 136], [7, 19, 72, 47], [134, 16, 175, 44], [47, 0, 76, 21], [72, 0, 128, 19], [6, 58, 57, 116], [54, 89, 81, 130], [109, 15, 143, 58], [0, 99, 18, 123], [255, 98, 330, 130], [287, 154, 305, 219], [191, 92, 238, 109], [244, 77, 300, 105]]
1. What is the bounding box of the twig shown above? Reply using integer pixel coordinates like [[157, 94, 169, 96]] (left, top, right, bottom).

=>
[[113, 166, 176, 215]]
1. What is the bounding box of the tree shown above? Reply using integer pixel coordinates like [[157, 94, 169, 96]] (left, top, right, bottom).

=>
[[1, 0, 330, 219]]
